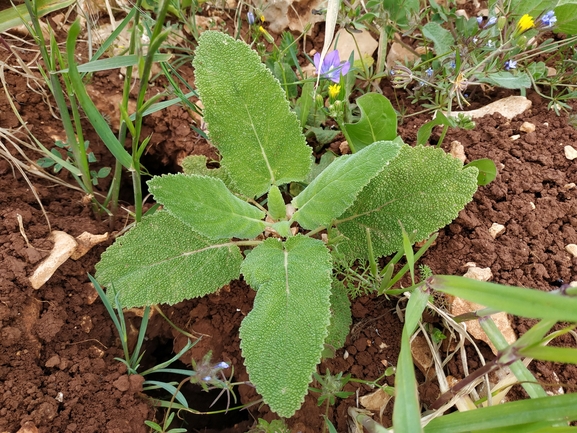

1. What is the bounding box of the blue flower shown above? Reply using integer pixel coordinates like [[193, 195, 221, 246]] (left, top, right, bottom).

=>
[[504, 59, 517, 70], [247, 11, 255, 25], [216, 361, 230, 369], [476, 16, 483, 25], [539, 10, 557, 28], [314, 50, 351, 83], [484, 16, 497, 28], [425, 67, 433, 77]]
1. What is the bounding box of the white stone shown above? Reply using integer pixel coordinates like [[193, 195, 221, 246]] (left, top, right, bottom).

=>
[[450, 140, 466, 163], [510, 134, 520, 141], [260, 0, 325, 33], [333, 28, 378, 65], [386, 41, 420, 70], [455, 9, 469, 19], [489, 223, 505, 238], [530, 201, 536, 209], [449, 96, 532, 120], [29, 231, 78, 289], [564, 145, 577, 160], [565, 244, 577, 258], [519, 121, 536, 133], [463, 266, 493, 281], [564, 183, 576, 189]]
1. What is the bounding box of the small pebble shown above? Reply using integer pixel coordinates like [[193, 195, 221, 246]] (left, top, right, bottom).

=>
[[450, 140, 466, 163], [339, 141, 350, 155], [520, 121, 535, 133], [510, 134, 520, 141], [564, 145, 577, 160], [530, 202, 536, 209], [463, 266, 492, 281], [489, 223, 505, 238], [564, 183, 576, 190], [565, 244, 577, 258]]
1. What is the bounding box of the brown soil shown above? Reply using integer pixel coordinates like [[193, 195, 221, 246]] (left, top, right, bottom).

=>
[[1, 18, 577, 433]]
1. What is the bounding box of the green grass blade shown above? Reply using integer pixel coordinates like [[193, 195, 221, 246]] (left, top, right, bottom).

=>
[[0, 0, 75, 33], [520, 346, 577, 364], [66, 20, 134, 170], [60, 53, 172, 74], [424, 394, 577, 433], [474, 421, 565, 433], [142, 380, 188, 407], [392, 286, 429, 433], [90, 8, 137, 62], [430, 275, 577, 322], [480, 318, 547, 398]]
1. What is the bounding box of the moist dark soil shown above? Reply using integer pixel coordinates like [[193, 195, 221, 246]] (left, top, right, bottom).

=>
[[1, 15, 577, 433]]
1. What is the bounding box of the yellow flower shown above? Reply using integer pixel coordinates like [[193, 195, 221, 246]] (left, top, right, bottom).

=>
[[516, 14, 534, 33], [328, 84, 341, 99]]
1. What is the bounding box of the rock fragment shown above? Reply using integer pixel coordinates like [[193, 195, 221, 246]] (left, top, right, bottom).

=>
[[564, 145, 577, 160], [519, 121, 535, 133], [565, 244, 577, 258], [489, 223, 505, 239], [450, 141, 466, 163], [29, 231, 78, 289], [449, 96, 531, 120]]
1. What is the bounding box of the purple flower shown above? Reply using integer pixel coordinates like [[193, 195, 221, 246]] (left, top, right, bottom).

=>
[[538, 10, 557, 28], [484, 16, 497, 28], [216, 361, 230, 369], [504, 59, 517, 70], [425, 67, 433, 77], [247, 11, 255, 25], [314, 50, 351, 83], [476, 16, 483, 25]]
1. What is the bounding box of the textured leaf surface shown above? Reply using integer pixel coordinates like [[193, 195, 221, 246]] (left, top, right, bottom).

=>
[[193, 31, 312, 198], [334, 145, 478, 259], [325, 279, 352, 350], [292, 141, 401, 229], [95, 211, 242, 307], [477, 71, 531, 89], [343, 93, 397, 152], [148, 174, 266, 240], [240, 236, 332, 417], [422, 22, 454, 57]]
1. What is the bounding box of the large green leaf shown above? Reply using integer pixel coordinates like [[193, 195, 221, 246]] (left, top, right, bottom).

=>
[[556, 1, 577, 34], [422, 22, 455, 58], [292, 141, 401, 229], [95, 211, 242, 307], [325, 279, 352, 350], [148, 174, 266, 240], [343, 93, 397, 153], [239, 236, 333, 417], [334, 145, 478, 259], [477, 71, 532, 89], [193, 31, 312, 198]]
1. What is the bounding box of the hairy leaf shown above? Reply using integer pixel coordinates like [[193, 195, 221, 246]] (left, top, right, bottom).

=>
[[477, 71, 532, 89], [95, 211, 242, 307], [148, 174, 266, 240], [334, 145, 478, 259], [343, 93, 397, 152], [292, 141, 401, 229], [193, 31, 312, 198], [325, 279, 352, 350], [422, 22, 454, 57], [240, 236, 332, 417]]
